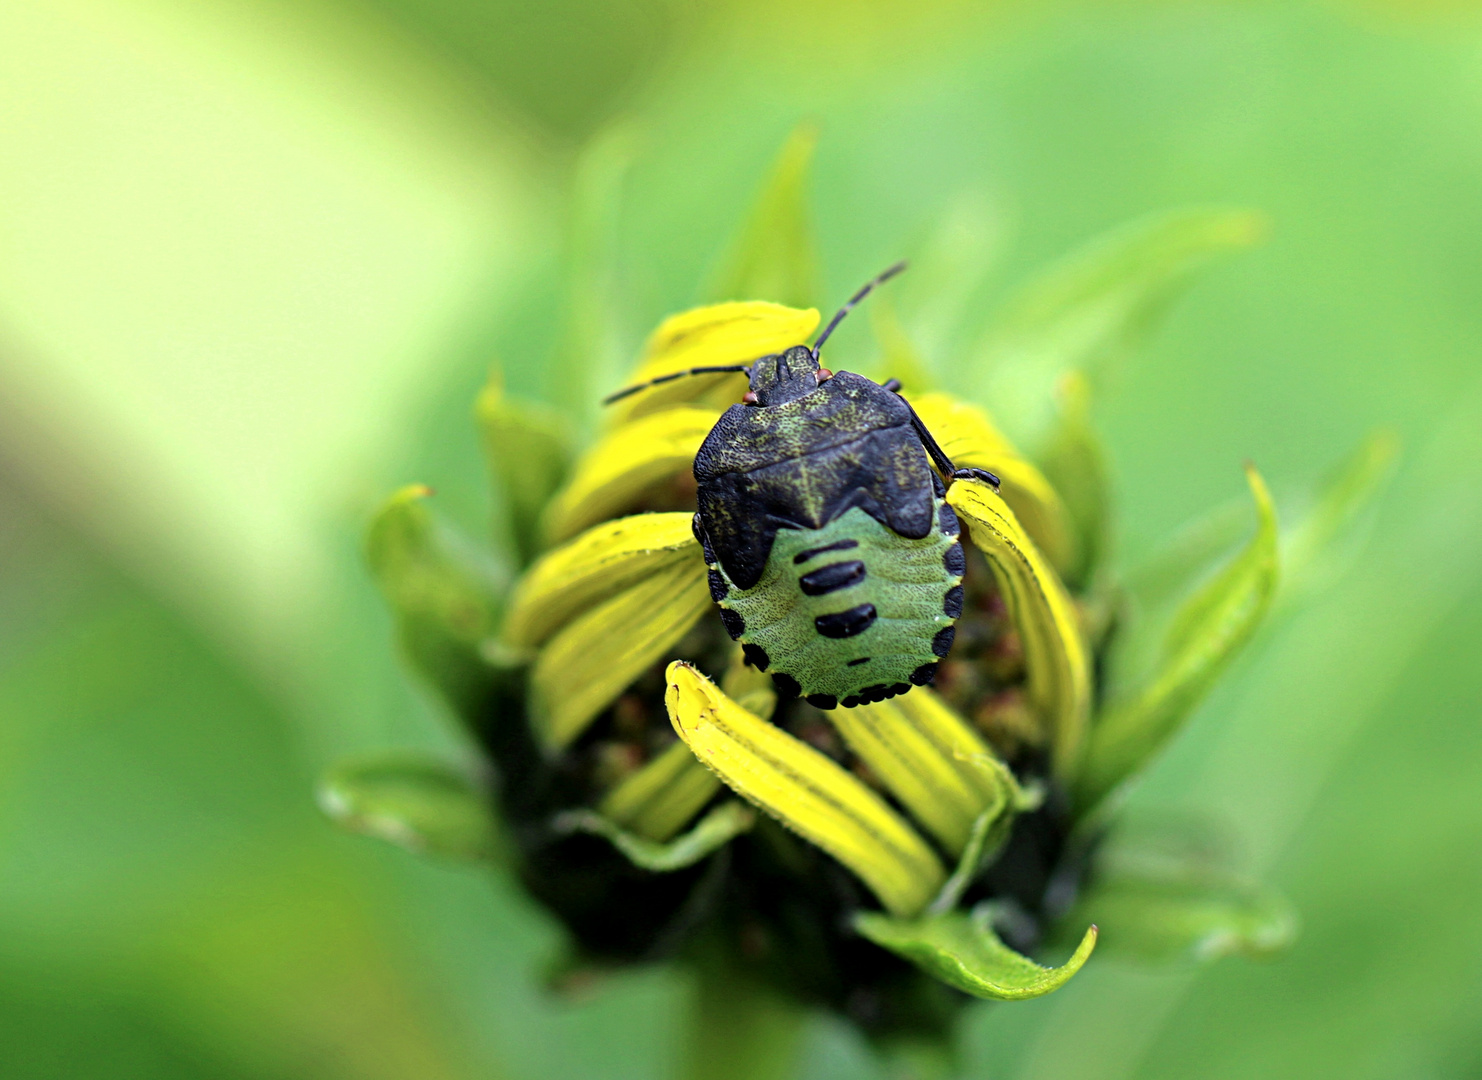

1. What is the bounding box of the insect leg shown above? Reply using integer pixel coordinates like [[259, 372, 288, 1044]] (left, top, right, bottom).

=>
[[895, 392, 1002, 491]]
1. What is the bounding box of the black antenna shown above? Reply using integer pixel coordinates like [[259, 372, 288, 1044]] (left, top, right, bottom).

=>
[[812, 260, 908, 359], [601, 364, 753, 406]]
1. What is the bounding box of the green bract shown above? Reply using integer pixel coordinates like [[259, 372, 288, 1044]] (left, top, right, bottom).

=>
[[321, 130, 1391, 1067]]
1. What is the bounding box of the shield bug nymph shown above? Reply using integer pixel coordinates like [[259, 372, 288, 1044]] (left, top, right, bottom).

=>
[[603, 263, 1000, 710]]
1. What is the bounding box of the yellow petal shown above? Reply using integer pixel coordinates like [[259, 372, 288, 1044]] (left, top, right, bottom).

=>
[[912, 392, 1078, 576], [503, 512, 699, 651], [831, 689, 1004, 855], [947, 479, 1092, 779], [608, 302, 820, 423], [597, 643, 779, 842], [599, 740, 723, 842], [720, 644, 779, 722], [666, 662, 945, 917], [544, 406, 719, 544], [532, 558, 711, 751]]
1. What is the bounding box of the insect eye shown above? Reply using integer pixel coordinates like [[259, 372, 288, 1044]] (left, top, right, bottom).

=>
[[816, 368, 833, 383], [742, 390, 759, 404]]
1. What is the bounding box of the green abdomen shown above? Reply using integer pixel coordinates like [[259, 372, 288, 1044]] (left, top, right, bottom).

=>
[[708, 500, 966, 709]]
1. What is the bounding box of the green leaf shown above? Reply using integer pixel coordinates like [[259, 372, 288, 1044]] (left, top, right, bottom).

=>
[[967, 207, 1266, 442], [706, 125, 819, 308], [1078, 465, 1279, 811], [475, 372, 570, 566], [317, 751, 500, 862], [554, 800, 755, 872], [366, 485, 509, 718], [854, 910, 1098, 1001], [1036, 371, 1113, 590]]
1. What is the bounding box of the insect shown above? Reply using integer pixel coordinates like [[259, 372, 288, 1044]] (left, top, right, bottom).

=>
[[604, 264, 999, 710]]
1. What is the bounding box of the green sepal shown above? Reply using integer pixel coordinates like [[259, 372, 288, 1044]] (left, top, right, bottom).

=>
[[854, 909, 1097, 1001], [554, 800, 755, 872], [366, 485, 508, 718], [316, 750, 501, 862], [1078, 465, 1279, 811], [1037, 372, 1112, 590], [475, 372, 570, 566], [706, 124, 819, 308], [969, 206, 1265, 441]]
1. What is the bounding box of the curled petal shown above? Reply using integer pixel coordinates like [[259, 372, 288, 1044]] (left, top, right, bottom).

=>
[[609, 302, 820, 422], [666, 662, 945, 917], [544, 407, 718, 543], [503, 512, 699, 651], [947, 478, 1093, 779], [832, 689, 1008, 855], [913, 392, 1078, 575], [532, 558, 711, 751]]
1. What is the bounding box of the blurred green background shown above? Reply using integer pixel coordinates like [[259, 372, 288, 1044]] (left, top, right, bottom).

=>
[[3, 0, 1482, 1076]]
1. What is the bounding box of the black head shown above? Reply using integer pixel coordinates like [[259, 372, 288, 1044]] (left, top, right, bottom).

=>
[[748, 345, 822, 407]]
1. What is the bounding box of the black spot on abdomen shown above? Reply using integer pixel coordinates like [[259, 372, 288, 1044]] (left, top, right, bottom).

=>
[[931, 625, 956, 657], [806, 693, 838, 710], [943, 584, 964, 618], [707, 569, 728, 602], [911, 662, 938, 685], [771, 672, 801, 699], [938, 503, 960, 537], [742, 644, 770, 671], [793, 539, 858, 565], [815, 604, 878, 639], [719, 609, 746, 639], [944, 542, 965, 577], [799, 560, 866, 596]]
